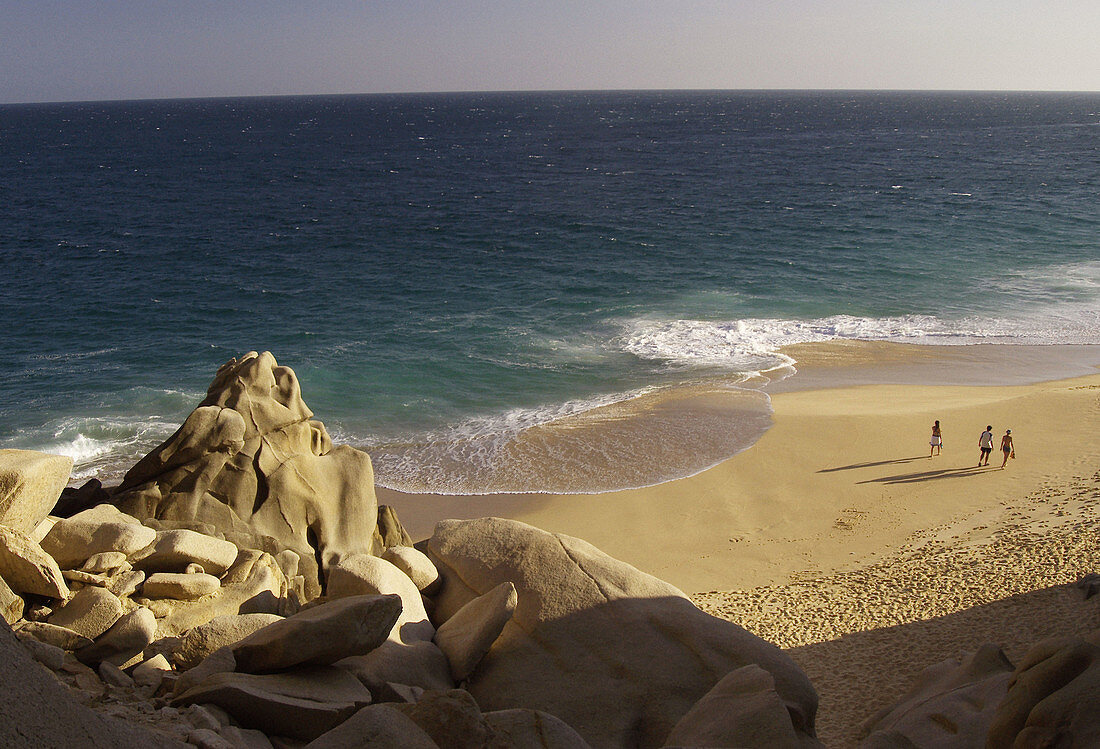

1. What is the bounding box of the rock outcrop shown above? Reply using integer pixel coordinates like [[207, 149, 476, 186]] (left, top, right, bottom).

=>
[[111, 351, 379, 598], [425, 517, 819, 748], [0, 355, 835, 748]]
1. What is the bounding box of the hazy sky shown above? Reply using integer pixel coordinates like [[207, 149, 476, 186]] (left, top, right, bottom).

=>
[[2, 1, 1098, 103]]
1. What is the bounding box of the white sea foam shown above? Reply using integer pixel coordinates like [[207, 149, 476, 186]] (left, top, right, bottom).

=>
[[618, 261, 1100, 372], [618, 306, 1100, 373], [11, 415, 180, 484]]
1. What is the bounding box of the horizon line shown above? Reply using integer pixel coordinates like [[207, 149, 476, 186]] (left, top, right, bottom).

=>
[[4, 86, 1100, 107]]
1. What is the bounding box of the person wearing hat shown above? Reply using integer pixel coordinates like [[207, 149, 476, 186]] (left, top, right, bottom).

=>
[[1000, 429, 1014, 468]]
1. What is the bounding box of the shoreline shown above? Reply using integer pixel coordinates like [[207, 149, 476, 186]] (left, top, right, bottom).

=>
[[381, 347, 1100, 593], [51, 342, 1100, 493]]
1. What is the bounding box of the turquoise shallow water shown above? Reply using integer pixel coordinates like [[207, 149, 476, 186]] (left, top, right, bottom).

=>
[[1, 91, 1098, 492]]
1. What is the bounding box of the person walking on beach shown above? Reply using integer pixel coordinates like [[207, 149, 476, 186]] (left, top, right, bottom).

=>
[[978, 425, 994, 466], [1000, 429, 1014, 469], [930, 420, 942, 457]]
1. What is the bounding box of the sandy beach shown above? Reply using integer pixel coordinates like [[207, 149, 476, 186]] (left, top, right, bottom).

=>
[[381, 344, 1100, 746]]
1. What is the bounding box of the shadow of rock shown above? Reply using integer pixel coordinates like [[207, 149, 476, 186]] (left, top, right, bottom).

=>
[[786, 583, 1100, 748]]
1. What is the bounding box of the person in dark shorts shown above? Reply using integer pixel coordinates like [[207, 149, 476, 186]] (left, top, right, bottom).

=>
[[978, 425, 994, 466]]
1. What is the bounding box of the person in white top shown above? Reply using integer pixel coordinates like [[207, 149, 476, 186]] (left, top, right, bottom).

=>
[[978, 425, 994, 467]]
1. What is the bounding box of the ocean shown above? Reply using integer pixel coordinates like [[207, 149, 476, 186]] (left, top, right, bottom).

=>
[[2, 91, 1098, 493]]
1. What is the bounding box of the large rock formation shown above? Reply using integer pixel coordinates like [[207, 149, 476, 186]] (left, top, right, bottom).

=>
[[424, 517, 819, 749], [112, 352, 379, 598]]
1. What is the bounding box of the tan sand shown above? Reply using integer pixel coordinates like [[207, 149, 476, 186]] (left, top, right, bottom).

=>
[[381, 368, 1100, 594], [380, 353, 1100, 746]]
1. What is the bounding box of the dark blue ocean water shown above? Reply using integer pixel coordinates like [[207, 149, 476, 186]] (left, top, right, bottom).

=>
[[2, 91, 1099, 492]]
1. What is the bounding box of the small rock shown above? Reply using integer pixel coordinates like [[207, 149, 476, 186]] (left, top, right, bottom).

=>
[[185, 703, 225, 731], [173, 646, 237, 696], [187, 728, 235, 749], [185, 563, 206, 575], [663, 664, 819, 749], [173, 613, 284, 671], [40, 505, 156, 569], [484, 708, 593, 748], [29, 516, 58, 544], [392, 689, 491, 749], [49, 586, 124, 639], [14, 621, 94, 651], [336, 639, 453, 694], [81, 551, 131, 575], [23, 601, 53, 622], [61, 653, 106, 696], [98, 660, 135, 688], [18, 635, 67, 670], [274, 550, 299, 580], [133, 529, 239, 576], [433, 582, 516, 682], [304, 703, 438, 748], [133, 653, 173, 689], [0, 575, 24, 625], [76, 606, 157, 666], [232, 594, 401, 674], [143, 572, 221, 601], [374, 681, 425, 704], [219, 726, 275, 749], [374, 504, 415, 550], [106, 569, 146, 598], [327, 554, 419, 604], [145, 635, 184, 662], [63, 569, 110, 587], [381, 546, 440, 593]]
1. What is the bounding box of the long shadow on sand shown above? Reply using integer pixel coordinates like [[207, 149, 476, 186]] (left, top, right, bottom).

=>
[[818, 456, 928, 473], [785, 583, 1097, 748], [856, 465, 991, 485]]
